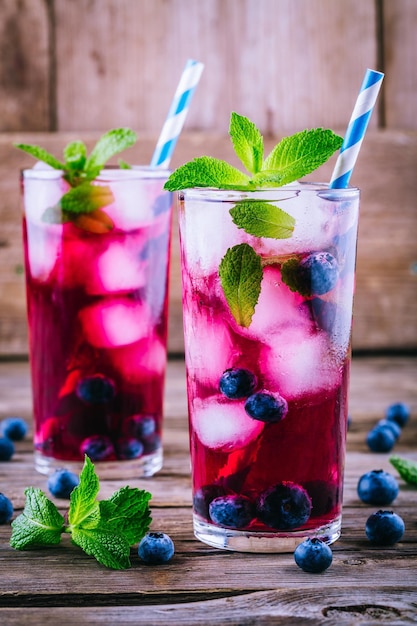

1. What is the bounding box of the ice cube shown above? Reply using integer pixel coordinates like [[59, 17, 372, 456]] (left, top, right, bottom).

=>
[[261, 326, 342, 399], [191, 395, 264, 452], [248, 265, 313, 339], [182, 201, 251, 277], [109, 335, 167, 385], [103, 178, 153, 230], [86, 241, 148, 295], [25, 220, 61, 281], [184, 306, 242, 389], [79, 297, 152, 348]]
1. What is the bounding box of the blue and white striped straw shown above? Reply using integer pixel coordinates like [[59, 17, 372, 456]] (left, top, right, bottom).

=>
[[150, 59, 204, 168], [330, 69, 384, 188]]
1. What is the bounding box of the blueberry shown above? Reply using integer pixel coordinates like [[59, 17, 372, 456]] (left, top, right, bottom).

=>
[[76, 375, 116, 405], [0, 437, 14, 461], [126, 415, 156, 439], [257, 482, 312, 530], [115, 437, 144, 460], [283, 252, 339, 297], [385, 402, 410, 428], [209, 495, 255, 529], [244, 391, 288, 423], [376, 419, 401, 441], [1, 417, 28, 441], [0, 493, 14, 524], [357, 470, 399, 505], [219, 368, 257, 399], [80, 435, 114, 461], [138, 532, 175, 564], [366, 425, 396, 452], [365, 510, 405, 545], [294, 538, 333, 573], [47, 468, 79, 499], [193, 484, 228, 520]]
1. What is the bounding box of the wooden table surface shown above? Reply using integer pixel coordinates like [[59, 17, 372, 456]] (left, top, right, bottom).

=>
[[0, 357, 416, 625]]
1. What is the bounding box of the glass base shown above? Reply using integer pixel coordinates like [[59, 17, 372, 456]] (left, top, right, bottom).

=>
[[193, 514, 341, 553], [34, 447, 163, 479]]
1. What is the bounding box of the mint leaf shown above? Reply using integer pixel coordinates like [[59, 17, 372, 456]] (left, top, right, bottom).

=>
[[262, 128, 343, 185], [280, 257, 309, 296], [71, 522, 131, 570], [64, 141, 87, 172], [230, 201, 295, 239], [104, 486, 152, 545], [390, 455, 417, 486], [219, 243, 263, 327], [15, 143, 65, 170], [84, 128, 137, 178], [10, 487, 64, 549], [60, 182, 114, 215], [229, 111, 263, 175], [68, 455, 100, 527], [164, 156, 250, 191]]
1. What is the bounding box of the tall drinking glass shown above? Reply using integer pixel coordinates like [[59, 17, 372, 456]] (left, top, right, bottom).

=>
[[22, 167, 172, 478], [178, 182, 359, 551]]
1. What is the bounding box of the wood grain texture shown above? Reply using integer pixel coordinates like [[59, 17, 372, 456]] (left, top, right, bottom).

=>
[[53, 0, 378, 134], [384, 0, 417, 129], [0, 0, 50, 131], [0, 130, 416, 356], [0, 357, 416, 625]]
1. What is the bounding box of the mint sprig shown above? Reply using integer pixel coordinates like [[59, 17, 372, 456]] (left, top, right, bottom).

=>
[[16, 128, 137, 230], [164, 112, 342, 328], [10, 456, 152, 570], [164, 112, 342, 192]]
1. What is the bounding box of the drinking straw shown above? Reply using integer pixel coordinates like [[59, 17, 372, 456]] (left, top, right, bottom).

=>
[[150, 59, 205, 168], [329, 69, 384, 188]]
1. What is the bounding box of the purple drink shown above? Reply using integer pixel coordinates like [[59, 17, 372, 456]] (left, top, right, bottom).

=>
[[179, 183, 359, 551], [22, 167, 172, 477]]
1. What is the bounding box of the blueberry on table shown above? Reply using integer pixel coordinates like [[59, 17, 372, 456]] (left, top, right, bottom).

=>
[[209, 495, 255, 529], [0, 417, 28, 441], [219, 368, 257, 399], [0, 493, 14, 524], [357, 470, 399, 506], [365, 510, 405, 545], [76, 374, 116, 405], [244, 391, 288, 423], [366, 425, 396, 453], [257, 482, 312, 530], [294, 538, 333, 573], [376, 419, 401, 441], [47, 468, 80, 499], [385, 402, 410, 428], [138, 532, 175, 564], [0, 437, 14, 461], [80, 435, 114, 461]]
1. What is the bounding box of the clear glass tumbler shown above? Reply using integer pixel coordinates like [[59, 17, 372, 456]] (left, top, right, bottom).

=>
[[178, 182, 359, 551], [22, 167, 172, 478]]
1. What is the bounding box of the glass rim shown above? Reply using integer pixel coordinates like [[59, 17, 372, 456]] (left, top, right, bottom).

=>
[[179, 181, 360, 201], [21, 165, 171, 182]]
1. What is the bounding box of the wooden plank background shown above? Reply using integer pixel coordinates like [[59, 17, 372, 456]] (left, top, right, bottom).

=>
[[0, 0, 416, 357]]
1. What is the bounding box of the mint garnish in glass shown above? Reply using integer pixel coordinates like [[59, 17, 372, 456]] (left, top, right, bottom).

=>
[[10, 456, 152, 570], [164, 112, 343, 327], [16, 128, 136, 233]]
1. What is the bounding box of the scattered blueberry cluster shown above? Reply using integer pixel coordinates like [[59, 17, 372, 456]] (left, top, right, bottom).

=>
[[366, 402, 410, 453], [0, 416, 28, 461]]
